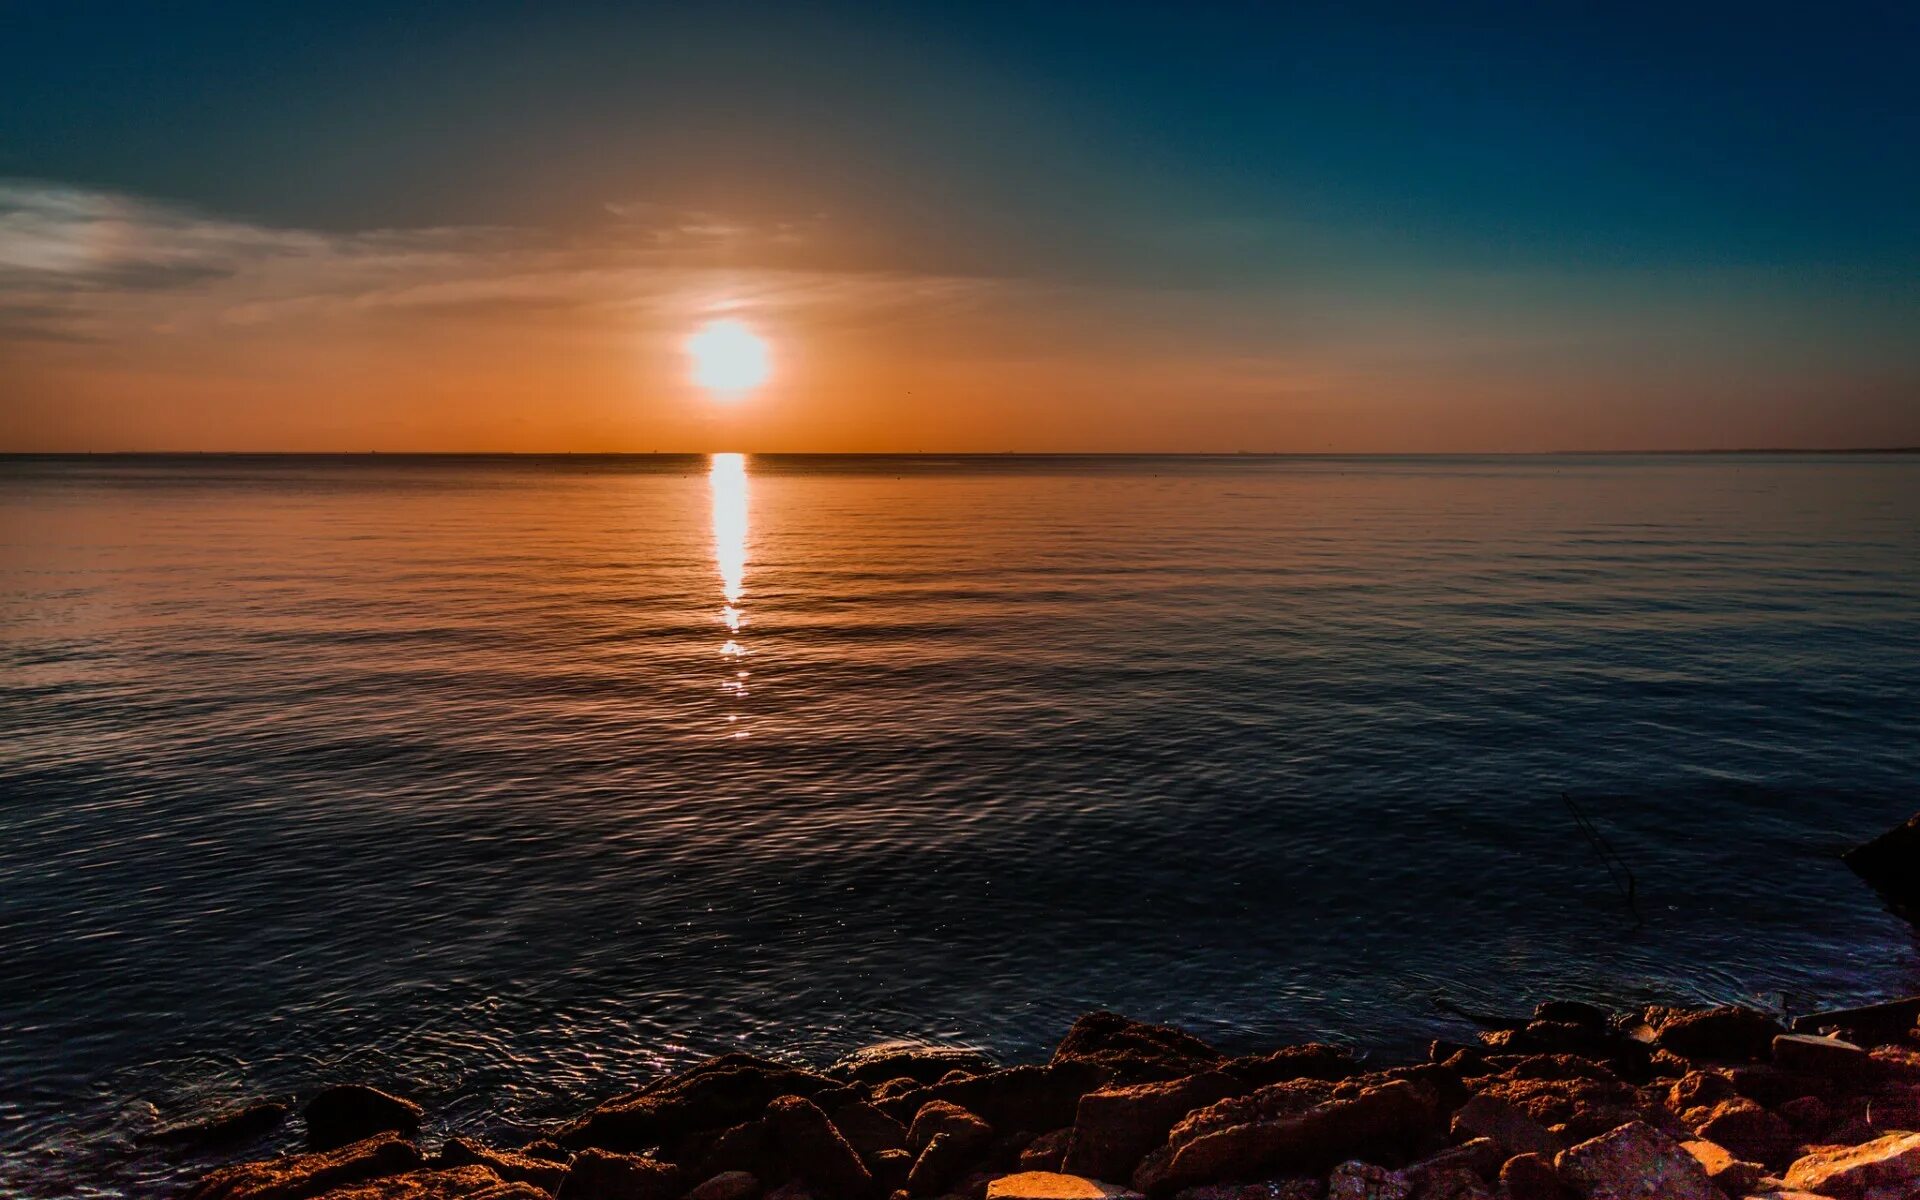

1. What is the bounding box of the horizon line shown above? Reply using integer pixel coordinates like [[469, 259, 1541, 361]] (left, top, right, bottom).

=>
[[3, 447, 1919, 458]]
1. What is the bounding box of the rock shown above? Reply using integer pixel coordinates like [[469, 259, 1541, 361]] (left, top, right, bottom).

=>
[[1652, 1007, 1785, 1064], [1326, 1161, 1411, 1200], [1679, 1138, 1760, 1194], [1170, 1184, 1318, 1200], [767, 1095, 876, 1199], [831, 1045, 998, 1086], [1867, 1084, 1920, 1133], [1450, 1095, 1561, 1159], [868, 1147, 912, 1192], [558, 1057, 848, 1154], [305, 1085, 425, 1151], [322, 1166, 547, 1199], [1052, 1014, 1224, 1084], [908, 1130, 988, 1196], [1495, 1152, 1560, 1200], [1727, 1065, 1832, 1109], [437, 1137, 569, 1194], [1690, 1098, 1794, 1165], [832, 1100, 910, 1157], [687, 1171, 763, 1200], [555, 1149, 683, 1200], [1553, 1121, 1719, 1200], [986, 1172, 1145, 1199], [908, 1101, 993, 1154], [521, 1142, 573, 1164], [1791, 995, 1920, 1044], [141, 1101, 290, 1151], [185, 1132, 424, 1200], [1667, 1071, 1738, 1113], [1064, 1073, 1244, 1183], [1777, 1095, 1830, 1134], [883, 1065, 1113, 1134], [1534, 1003, 1610, 1030], [1843, 811, 1920, 916], [1781, 1130, 1920, 1198], [1133, 1079, 1437, 1194], [1771, 1034, 1872, 1082], [1405, 1139, 1503, 1187], [1466, 1059, 1640, 1142], [1021, 1130, 1073, 1172], [1223, 1045, 1360, 1086]]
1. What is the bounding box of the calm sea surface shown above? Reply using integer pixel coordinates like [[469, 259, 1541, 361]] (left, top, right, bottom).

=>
[[3, 453, 1918, 1194]]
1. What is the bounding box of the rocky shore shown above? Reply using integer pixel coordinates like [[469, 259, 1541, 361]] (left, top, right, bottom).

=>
[[156, 994, 1920, 1200]]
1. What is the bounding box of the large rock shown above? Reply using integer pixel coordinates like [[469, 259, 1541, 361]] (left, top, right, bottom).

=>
[[305, 1085, 425, 1151], [1679, 1138, 1761, 1195], [907, 1100, 993, 1153], [141, 1101, 289, 1151], [185, 1132, 423, 1200], [1689, 1098, 1794, 1166], [554, 1148, 683, 1200], [881, 1063, 1113, 1133], [1449, 1094, 1560, 1158], [1064, 1072, 1244, 1183], [1326, 1161, 1410, 1199], [1221, 1044, 1359, 1086], [1771, 1034, 1873, 1082], [1052, 1014, 1224, 1084], [1843, 811, 1920, 916], [685, 1172, 761, 1200], [1133, 1079, 1437, 1194], [986, 1172, 1145, 1199], [765, 1094, 876, 1198], [825, 1099, 907, 1157], [1553, 1121, 1719, 1200], [436, 1137, 568, 1194], [1781, 1130, 1920, 1198], [1652, 1007, 1785, 1063], [556, 1056, 843, 1153], [320, 1166, 547, 1199], [828, 1043, 995, 1085], [1496, 1152, 1560, 1200], [1468, 1056, 1641, 1141]]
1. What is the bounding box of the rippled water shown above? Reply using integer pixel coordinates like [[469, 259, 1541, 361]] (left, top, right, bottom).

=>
[[3, 453, 1918, 1195]]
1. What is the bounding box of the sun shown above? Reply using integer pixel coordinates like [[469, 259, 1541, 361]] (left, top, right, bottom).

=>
[[686, 318, 771, 396]]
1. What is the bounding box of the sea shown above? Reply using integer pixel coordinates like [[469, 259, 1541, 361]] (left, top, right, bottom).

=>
[[2, 452, 1917, 1195]]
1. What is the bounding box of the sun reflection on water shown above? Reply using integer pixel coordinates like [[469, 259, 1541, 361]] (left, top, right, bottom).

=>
[[710, 453, 750, 736]]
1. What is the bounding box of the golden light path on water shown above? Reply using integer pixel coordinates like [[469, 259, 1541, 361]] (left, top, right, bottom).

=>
[[710, 452, 750, 736]]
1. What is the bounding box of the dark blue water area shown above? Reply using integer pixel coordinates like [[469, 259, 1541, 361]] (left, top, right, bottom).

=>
[[2, 453, 1917, 1194]]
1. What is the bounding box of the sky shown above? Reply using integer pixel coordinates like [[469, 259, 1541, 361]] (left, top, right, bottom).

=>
[[2, 0, 1917, 452]]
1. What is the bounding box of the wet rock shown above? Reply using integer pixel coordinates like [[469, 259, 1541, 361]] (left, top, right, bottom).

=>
[[686, 1171, 763, 1200], [1843, 811, 1920, 916], [1326, 1162, 1410, 1200], [437, 1137, 569, 1194], [985, 1172, 1146, 1199], [831, 1100, 910, 1157], [185, 1132, 423, 1200], [1020, 1130, 1073, 1172], [1679, 1138, 1760, 1194], [555, 1148, 683, 1200], [883, 1065, 1112, 1134], [1495, 1153, 1560, 1200], [1689, 1098, 1794, 1165], [1449, 1095, 1560, 1159], [1224, 1045, 1360, 1087], [141, 1101, 289, 1151], [1771, 1034, 1872, 1082], [1133, 1079, 1437, 1195], [305, 1085, 425, 1151], [831, 1045, 998, 1086], [767, 1094, 877, 1199], [1553, 1121, 1719, 1200], [909, 1101, 994, 1154], [1781, 1130, 1920, 1197], [557, 1057, 843, 1153], [1064, 1072, 1244, 1183], [1652, 1007, 1785, 1064], [322, 1165, 546, 1199], [1052, 1014, 1224, 1084]]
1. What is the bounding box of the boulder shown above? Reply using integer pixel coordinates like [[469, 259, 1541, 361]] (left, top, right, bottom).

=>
[[1679, 1138, 1761, 1194], [828, 1100, 908, 1157], [1843, 811, 1920, 916], [1667, 1071, 1737, 1114], [907, 1100, 993, 1154], [1689, 1098, 1794, 1165], [141, 1101, 289, 1151], [1780, 1130, 1920, 1198], [1534, 1002, 1611, 1030], [556, 1056, 843, 1153], [1021, 1129, 1073, 1172], [1222, 1044, 1360, 1086], [907, 1130, 987, 1196], [305, 1085, 424, 1151], [986, 1172, 1145, 1199], [1553, 1121, 1719, 1200], [1326, 1161, 1411, 1200], [185, 1132, 423, 1200], [1651, 1007, 1785, 1063], [1791, 995, 1920, 1044], [1133, 1079, 1437, 1194], [1449, 1094, 1560, 1158], [555, 1148, 683, 1200], [867, 1146, 911, 1192], [1052, 1014, 1224, 1084], [1866, 1083, 1920, 1133], [766, 1095, 876, 1199], [829, 1044, 996, 1086], [1495, 1152, 1560, 1200], [1778, 1095, 1831, 1134], [882, 1064, 1112, 1133], [1404, 1139, 1503, 1188], [321, 1165, 546, 1199], [1771, 1034, 1872, 1082], [1064, 1073, 1244, 1183], [436, 1137, 568, 1194], [686, 1171, 763, 1200]]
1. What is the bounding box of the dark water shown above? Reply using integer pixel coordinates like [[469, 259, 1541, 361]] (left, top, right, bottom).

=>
[[3, 453, 1918, 1195]]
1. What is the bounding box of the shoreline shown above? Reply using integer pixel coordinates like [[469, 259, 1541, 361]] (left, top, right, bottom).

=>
[[159, 994, 1920, 1200]]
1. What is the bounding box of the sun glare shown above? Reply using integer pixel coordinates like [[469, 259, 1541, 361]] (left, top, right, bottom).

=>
[[687, 319, 771, 396]]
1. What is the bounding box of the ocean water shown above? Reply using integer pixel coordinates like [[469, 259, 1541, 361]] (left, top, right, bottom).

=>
[[3, 452, 1918, 1195]]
